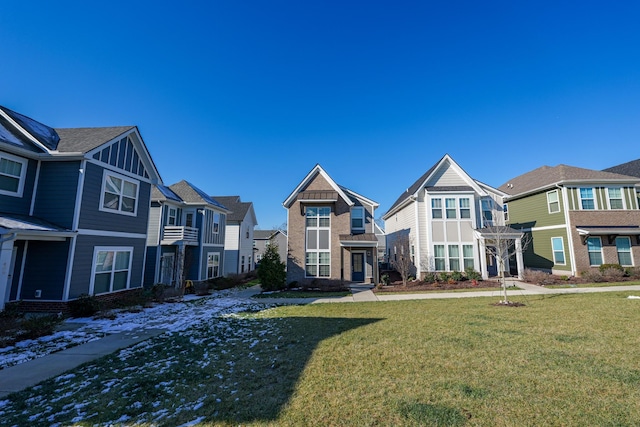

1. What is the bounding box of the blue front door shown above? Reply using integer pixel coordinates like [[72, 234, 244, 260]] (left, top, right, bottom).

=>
[[352, 252, 365, 282]]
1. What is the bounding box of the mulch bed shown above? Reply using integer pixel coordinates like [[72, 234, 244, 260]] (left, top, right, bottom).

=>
[[374, 270, 503, 293]]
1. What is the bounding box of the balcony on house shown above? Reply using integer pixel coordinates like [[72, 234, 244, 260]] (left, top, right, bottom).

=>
[[161, 226, 199, 245]]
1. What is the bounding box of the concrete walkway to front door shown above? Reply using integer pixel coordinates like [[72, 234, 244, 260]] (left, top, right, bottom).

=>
[[349, 284, 378, 302]]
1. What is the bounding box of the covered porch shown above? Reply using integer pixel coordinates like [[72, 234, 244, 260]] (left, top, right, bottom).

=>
[[474, 226, 525, 280], [339, 233, 379, 285]]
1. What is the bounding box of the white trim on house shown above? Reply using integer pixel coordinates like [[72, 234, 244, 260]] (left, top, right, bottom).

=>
[[0, 151, 28, 198], [71, 159, 87, 230], [88, 246, 134, 295], [605, 187, 626, 210], [77, 229, 147, 239], [29, 160, 41, 215], [98, 169, 141, 217]]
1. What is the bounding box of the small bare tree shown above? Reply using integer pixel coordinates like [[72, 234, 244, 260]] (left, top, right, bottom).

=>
[[483, 226, 531, 304], [390, 233, 414, 286]]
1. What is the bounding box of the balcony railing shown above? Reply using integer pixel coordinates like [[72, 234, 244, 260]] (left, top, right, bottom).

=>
[[161, 226, 199, 245]]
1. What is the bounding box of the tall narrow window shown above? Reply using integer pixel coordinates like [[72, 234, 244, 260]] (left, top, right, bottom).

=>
[[551, 237, 565, 265], [448, 245, 460, 271], [587, 237, 603, 266], [351, 207, 365, 230], [445, 198, 456, 219], [431, 198, 442, 218], [481, 199, 493, 225], [463, 245, 474, 269], [306, 206, 331, 277], [213, 212, 220, 233], [580, 188, 595, 210], [92, 248, 132, 294], [616, 237, 633, 266], [434, 245, 445, 271], [547, 190, 560, 213], [607, 188, 624, 210], [168, 207, 177, 225], [207, 253, 220, 278], [503, 204, 509, 222], [459, 198, 471, 219], [0, 154, 26, 196]]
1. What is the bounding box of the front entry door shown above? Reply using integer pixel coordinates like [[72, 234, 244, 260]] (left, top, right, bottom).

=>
[[352, 252, 365, 282]]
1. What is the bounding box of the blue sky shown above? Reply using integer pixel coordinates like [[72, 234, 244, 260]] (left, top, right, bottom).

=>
[[2, 1, 639, 229]]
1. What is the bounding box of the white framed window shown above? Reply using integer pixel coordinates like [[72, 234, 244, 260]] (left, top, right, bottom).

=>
[[463, 245, 474, 269], [305, 206, 331, 277], [168, 207, 177, 225], [551, 237, 565, 265], [207, 252, 220, 278], [431, 198, 443, 219], [547, 190, 560, 214], [213, 212, 220, 233], [434, 245, 445, 271], [90, 247, 133, 294], [587, 237, 603, 266], [481, 199, 493, 225], [579, 188, 596, 210], [459, 198, 471, 219], [445, 198, 456, 219], [351, 207, 365, 230], [448, 245, 460, 271], [0, 153, 27, 197], [616, 237, 633, 266], [100, 170, 139, 216], [607, 188, 625, 210]]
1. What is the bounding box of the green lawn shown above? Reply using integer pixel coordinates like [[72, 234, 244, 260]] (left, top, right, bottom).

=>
[[545, 281, 640, 289], [3, 292, 640, 426]]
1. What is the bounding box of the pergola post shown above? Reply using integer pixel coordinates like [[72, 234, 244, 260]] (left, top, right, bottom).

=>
[[479, 237, 489, 280], [515, 237, 524, 279]]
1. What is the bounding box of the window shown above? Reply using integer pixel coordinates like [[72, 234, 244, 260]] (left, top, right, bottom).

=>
[[579, 188, 595, 210], [459, 198, 471, 219], [607, 188, 624, 210], [168, 207, 177, 225], [213, 212, 220, 233], [551, 237, 565, 265], [351, 207, 365, 230], [431, 198, 442, 218], [587, 237, 603, 266], [616, 237, 633, 266], [92, 247, 132, 294], [547, 190, 560, 214], [503, 204, 509, 222], [306, 206, 331, 277], [101, 171, 139, 215], [241, 255, 245, 273], [481, 199, 493, 225], [463, 245, 474, 269], [185, 212, 194, 227], [0, 153, 27, 197], [445, 198, 456, 219], [448, 245, 460, 271], [207, 253, 220, 278], [434, 245, 445, 271], [410, 245, 415, 264]]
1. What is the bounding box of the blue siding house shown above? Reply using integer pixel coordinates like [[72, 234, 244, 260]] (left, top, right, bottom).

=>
[[0, 106, 161, 312], [145, 181, 230, 287]]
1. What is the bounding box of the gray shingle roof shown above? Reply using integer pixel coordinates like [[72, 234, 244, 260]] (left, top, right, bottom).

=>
[[55, 126, 135, 153], [152, 184, 183, 202], [210, 196, 252, 222], [499, 164, 639, 196], [603, 159, 640, 178], [169, 181, 228, 210]]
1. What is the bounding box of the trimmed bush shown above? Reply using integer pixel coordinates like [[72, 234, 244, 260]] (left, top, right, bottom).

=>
[[68, 294, 101, 318], [522, 268, 551, 285], [602, 267, 625, 280], [599, 263, 623, 273]]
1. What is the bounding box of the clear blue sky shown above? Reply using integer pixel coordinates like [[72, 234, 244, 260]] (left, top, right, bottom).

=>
[[2, 1, 639, 229]]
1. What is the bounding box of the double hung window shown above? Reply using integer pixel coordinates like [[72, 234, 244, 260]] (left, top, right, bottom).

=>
[[351, 207, 364, 230], [207, 253, 220, 278], [445, 198, 456, 219], [607, 188, 624, 210], [0, 154, 26, 196], [547, 190, 560, 213], [448, 245, 460, 271], [459, 198, 471, 219], [431, 198, 443, 218], [551, 237, 565, 264], [579, 188, 596, 210], [587, 237, 603, 266], [616, 237, 632, 266], [433, 245, 445, 271], [92, 248, 132, 294]]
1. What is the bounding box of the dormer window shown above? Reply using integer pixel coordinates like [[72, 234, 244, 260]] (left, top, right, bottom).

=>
[[351, 207, 365, 230]]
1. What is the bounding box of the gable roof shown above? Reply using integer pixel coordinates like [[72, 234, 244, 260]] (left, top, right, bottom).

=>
[[55, 126, 135, 153], [499, 164, 639, 198], [383, 154, 495, 219], [168, 181, 230, 211], [283, 164, 355, 208], [254, 229, 286, 240], [212, 196, 257, 224], [603, 159, 640, 178]]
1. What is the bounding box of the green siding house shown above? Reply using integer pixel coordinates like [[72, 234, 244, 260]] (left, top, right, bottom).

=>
[[500, 164, 640, 276]]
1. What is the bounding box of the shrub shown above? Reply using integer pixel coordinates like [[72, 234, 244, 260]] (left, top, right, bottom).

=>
[[451, 271, 464, 282], [625, 267, 640, 279], [68, 294, 101, 317], [380, 274, 390, 286], [602, 267, 625, 280], [438, 272, 450, 282], [464, 267, 482, 281], [258, 244, 286, 291], [522, 268, 551, 285], [581, 270, 605, 283], [599, 264, 623, 273], [422, 272, 437, 284]]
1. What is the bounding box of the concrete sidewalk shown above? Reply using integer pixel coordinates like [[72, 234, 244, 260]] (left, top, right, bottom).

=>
[[0, 328, 165, 398]]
